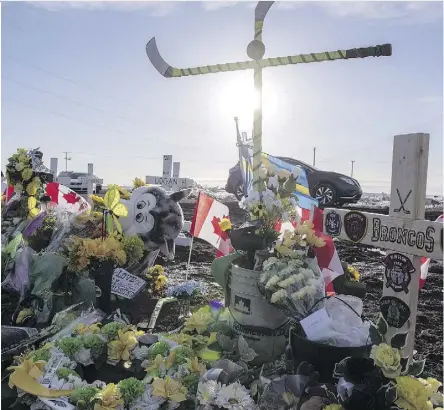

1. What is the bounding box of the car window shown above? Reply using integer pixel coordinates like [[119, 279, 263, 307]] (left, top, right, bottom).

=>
[[70, 173, 88, 178]]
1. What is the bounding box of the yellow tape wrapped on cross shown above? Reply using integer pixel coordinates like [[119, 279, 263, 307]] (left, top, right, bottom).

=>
[[146, 1, 392, 191]]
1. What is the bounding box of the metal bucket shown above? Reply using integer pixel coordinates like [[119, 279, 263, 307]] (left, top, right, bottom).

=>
[[227, 263, 289, 363], [227, 264, 288, 328]]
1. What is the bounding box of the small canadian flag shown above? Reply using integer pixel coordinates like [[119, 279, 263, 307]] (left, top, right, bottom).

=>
[[190, 192, 233, 257]]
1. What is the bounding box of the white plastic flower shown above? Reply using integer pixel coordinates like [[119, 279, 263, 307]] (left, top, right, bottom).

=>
[[132, 345, 150, 361], [67, 374, 87, 389], [258, 167, 268, 179], [265, 275, 280, 289], [197, 380, 222, 406], [267, 175, 279, 189], [129, 384, 165, 410], [291, 167, 301, 180], [244, 189, 260, 207], [214, 381, 255, 410], [271, 289, 287, 303], [277, 169, 291, 179], [73, 348, 93, 366], [266, 163, 277, 175]]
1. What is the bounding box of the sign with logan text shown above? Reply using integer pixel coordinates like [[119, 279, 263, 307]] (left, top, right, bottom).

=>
[[111, 268, 146, 299]]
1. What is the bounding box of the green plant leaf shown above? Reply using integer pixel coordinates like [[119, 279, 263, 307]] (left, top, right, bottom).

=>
[[400, 357, 409, 374], [390, 331, 408, 350], [369, 323, 383, 345], [377, 314, 388, 336], [407, 359, 426, 377], [113, 215, 123, 235], [238, 336, 258, 362]]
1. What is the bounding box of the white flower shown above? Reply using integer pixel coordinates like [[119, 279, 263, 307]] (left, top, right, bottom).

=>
[[262, 257, 279, 271], [91, 380, 107, 389], [197, 380, 222, 405], [291, 167, 301, 180], [214, 382, 255, 410], [266, 163, 277, 175], [129, 384, 165, 410], [67, 374, 87, 389], [277, 169, 291, 179], [267, 175, 278, 189], [270, 289, 287, 304], [132, 345, 150, 361], [265, 275, 280, 289], [73, 348, 93, 366], [258, 167, 267, 179], [244, 189, 260, 207]]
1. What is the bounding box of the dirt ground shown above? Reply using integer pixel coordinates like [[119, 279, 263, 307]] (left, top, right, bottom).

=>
[[157, 200, 443, 380]]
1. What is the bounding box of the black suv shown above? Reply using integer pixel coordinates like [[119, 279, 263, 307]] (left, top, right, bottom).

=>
[[225, 157, 362, 207]]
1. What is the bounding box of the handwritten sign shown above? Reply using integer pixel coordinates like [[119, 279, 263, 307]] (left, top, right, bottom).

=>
[[111, 268, 146, 299], [300, 307, 330, 340]]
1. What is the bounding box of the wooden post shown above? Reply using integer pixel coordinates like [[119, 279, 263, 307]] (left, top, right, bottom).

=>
[[163, 155, 173, 178], [50, 158, 58, 178], [87, 163, 94, 205], [323, 133, 442, 365], [384, 133, 429, 362], [173, 162, 180, 178]]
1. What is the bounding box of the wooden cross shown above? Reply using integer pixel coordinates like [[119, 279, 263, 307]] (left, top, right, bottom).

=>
[[323, 133, 443, 364], [145, 154, 194, 192], [145, 1, 392, 191]]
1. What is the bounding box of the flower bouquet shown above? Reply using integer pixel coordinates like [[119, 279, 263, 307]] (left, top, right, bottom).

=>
[[165, 280, 207, 319]]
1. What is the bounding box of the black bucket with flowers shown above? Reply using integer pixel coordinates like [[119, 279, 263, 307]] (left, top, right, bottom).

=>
[[290, 296, 373, 383]]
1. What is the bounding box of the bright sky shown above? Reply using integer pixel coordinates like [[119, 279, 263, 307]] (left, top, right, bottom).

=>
[[1, 1, 443, 194]]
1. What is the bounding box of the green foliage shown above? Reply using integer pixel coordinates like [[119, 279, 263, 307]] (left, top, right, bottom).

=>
[[82, 334, 106, 357], [29, 348, 50, 362], [101, 322, 124, 339], [68, 386, 99, 406], [173, 346, 196, 365], [147, 341, 170, 357], [56, 337, 84, 358], [182, 373, 200, 390], [56, 368, 80, 380], [117, 377, 145, 405], [121, 235, 144, 266]]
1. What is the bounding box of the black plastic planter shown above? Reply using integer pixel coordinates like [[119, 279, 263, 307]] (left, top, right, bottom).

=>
[[290, 327, 372, 383]]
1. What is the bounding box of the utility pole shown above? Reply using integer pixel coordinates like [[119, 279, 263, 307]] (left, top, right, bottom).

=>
[[351, 160, 355, 178], [63, 152, 72, 171], [313, 147, 316, 166]]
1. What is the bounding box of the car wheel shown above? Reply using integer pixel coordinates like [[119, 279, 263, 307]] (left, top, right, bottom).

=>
[[314, 183, 336, 206], [234, 182, 245, 200]]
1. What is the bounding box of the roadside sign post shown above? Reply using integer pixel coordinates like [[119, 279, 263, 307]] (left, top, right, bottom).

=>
[[146, 155, 194, 192], [50, 158, 58, 178], [323, 133, 443, 366], [146, 1, 392, 191]]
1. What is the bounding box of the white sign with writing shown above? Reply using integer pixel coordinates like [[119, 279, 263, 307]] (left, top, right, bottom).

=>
[[146, 176, 194, 190], [111, 268, 146, 299], [300, 307, 330, 340], [163, 155, 173, 178]]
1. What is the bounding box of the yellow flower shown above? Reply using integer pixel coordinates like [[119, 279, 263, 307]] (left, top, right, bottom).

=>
[[154, 275, 167, 291], [166, 333, 194, 347], [92, 383, 124, 410], [133, 177, 146, 188], [146, 354, 165, 376], [184, 306, 215, 334], [90, 194, 105, 206], [282, 230, 297, 248], [152, 377, 188, 402], [218, 218, 232, 232], [347, 265, 361, 282], [16, 308, 34, 324], [15, 183, 23, 192], [107, 330, 138, 361], [7, 358, 46, 389], [185, 357, 206, 376], [26, 178, 40, 196], [73, 323, 101, 335], [395, 376, 431, 410], [21, 168, 33, 181], [27, 196, 40, 218], [324, 405, 344, 410], [417, 378, 443, 397], [148, 265, 164, 278], [371, 343, 402, 378]]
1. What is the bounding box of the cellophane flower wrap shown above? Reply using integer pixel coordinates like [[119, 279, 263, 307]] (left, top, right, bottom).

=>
[[258, 243, 325, 321]]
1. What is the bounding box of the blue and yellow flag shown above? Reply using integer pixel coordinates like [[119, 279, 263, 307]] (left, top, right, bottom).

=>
[[239, 149, 318, 211]]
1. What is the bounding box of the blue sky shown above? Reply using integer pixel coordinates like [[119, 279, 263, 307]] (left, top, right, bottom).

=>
[[1, 1, 443, 194]]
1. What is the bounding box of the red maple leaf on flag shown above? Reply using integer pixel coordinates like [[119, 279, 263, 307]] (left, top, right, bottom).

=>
[[63, 191, 81, 205], [211, 215, 230, 242]]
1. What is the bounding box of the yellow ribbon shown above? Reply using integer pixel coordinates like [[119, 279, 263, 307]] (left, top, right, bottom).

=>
[[8, 359, 74, 398]]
